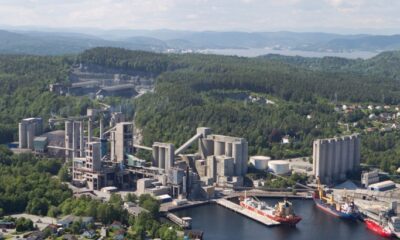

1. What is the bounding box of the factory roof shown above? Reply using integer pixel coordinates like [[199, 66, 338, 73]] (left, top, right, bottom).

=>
[[333, 180, 358, 190], [250, 156, 271, 160], [101, 84, 135, 91], [71, 80, 99, 88], [368, 180, 395, 189], [34, 136, 48, 142], [268, 160, 289, 165], [157, 194, 172, 200], [315, 134, 359, 142]]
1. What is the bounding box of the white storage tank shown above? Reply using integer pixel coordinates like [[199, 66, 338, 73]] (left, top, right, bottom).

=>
[[268, 160, 290, 175], [250, 156, 271, 170]]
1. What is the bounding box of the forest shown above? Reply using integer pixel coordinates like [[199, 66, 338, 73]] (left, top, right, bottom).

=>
[[2, 47, 400, 172], [0, 55, 95, 144], [0, 147, 71, 216]]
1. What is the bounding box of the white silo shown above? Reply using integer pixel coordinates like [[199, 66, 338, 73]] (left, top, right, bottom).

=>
[[268, 160, 290, 175], [250, 156, 271, 170]]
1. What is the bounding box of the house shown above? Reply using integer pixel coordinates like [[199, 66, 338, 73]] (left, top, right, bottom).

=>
[[368, 114, 377, 120], [100, 227, 108, 238], [380, 126, 392, 132], [109, 221, 123, 231], [0, 220, 15, 229], [25, 231, 46, 240], [379, 113, 392, 121], [281, 135, 290, 144], [43, 224, 59, 236], [82, 230, 96, 239], [62, 234, 78, 240], [57, 215, 93, 228]]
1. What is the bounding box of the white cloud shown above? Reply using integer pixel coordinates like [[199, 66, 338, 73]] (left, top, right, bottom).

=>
[[0, 0, 398, 33]]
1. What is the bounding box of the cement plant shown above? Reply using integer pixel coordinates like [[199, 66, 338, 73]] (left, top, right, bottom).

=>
[[9, 102, 400, 239]]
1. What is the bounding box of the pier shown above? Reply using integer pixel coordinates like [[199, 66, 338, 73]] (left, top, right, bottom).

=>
[[215, 198, 280, 226], [165, 213, 192, 229]]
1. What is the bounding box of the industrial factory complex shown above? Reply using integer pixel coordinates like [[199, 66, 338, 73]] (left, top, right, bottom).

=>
[[14, 106, 253, 201], [14, 106, 369, 199], [14, 106, 400, 238]]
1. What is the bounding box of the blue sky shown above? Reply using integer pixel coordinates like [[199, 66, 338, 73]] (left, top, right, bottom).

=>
[[0, 0, 399, 34]]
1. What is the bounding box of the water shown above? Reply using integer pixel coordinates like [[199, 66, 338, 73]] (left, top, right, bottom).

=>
[[175, 199, 388, 240], [197, 48, 379, 59]]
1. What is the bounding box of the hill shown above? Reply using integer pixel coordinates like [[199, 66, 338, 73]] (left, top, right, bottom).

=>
[[261, 51, 400, 81], [2, 29, 400, 55]]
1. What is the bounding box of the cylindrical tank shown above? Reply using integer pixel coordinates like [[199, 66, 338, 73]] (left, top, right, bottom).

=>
[[268, 160, 290, 175], [250, 156, 271, 170]]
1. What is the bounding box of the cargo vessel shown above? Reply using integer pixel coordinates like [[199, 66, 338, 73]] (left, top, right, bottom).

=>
[[240, 194, 302, 226], [365, 218, 392, 238], [313, 178, 358, 219], [388, 216, 400, 238]]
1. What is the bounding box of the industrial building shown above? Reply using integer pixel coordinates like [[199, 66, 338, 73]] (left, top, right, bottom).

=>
[[368, 180, 396, 192], [110, 122, 134, 163], [19, 118, 43, 149], [152, 142, 175, 171], [313, 134, 361, 184], [65, 120, 84, 158], [362, 170, 380, 188], [16, 110, 248, 199]]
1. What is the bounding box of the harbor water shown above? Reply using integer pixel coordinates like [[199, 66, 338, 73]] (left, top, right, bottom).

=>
[[175, 198, 389, 240]]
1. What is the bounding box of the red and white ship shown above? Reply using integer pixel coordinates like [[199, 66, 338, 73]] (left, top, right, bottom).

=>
[[240, 195, 302, 226], [364, 218, 392, 238]]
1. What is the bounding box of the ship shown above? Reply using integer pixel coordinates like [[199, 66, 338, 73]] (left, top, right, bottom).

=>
[[313, 178, 358, 219], [388, 216, 400, 238], [365, 218, 392, 238], [239, 194, 302, 226]]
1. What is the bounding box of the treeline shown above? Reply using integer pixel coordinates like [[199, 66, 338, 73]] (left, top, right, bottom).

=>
[[261, 51, 400, 84], [361, 132, 400, 174], [0, 147, 72, 216]]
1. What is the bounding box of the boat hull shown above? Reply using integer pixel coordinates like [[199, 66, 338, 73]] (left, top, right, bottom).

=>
[[365, 219, 392, 238], [240, 201, 302, 226], [313, 199, 357, 219]]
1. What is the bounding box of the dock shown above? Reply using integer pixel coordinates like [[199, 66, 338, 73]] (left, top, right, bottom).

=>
[[165, 213, 192, 229], [215, 198, 280, 226]]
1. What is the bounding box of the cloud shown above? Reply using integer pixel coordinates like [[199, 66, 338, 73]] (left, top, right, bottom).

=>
[[0, 0, 398, 33]]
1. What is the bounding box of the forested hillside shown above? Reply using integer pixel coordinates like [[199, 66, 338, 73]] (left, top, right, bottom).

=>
[[79, 48, 400, 159], [0, 55, 95, 144], [261, 51, 400, 81], [3, 47, 400, 166]]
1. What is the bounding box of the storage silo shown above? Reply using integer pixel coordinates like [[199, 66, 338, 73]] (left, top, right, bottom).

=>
[[250, 156, 271, 170], [268, 160, 290, 175]]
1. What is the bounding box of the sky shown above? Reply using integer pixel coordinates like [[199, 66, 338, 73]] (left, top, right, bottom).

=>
[[0, 0, 399, 34]]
